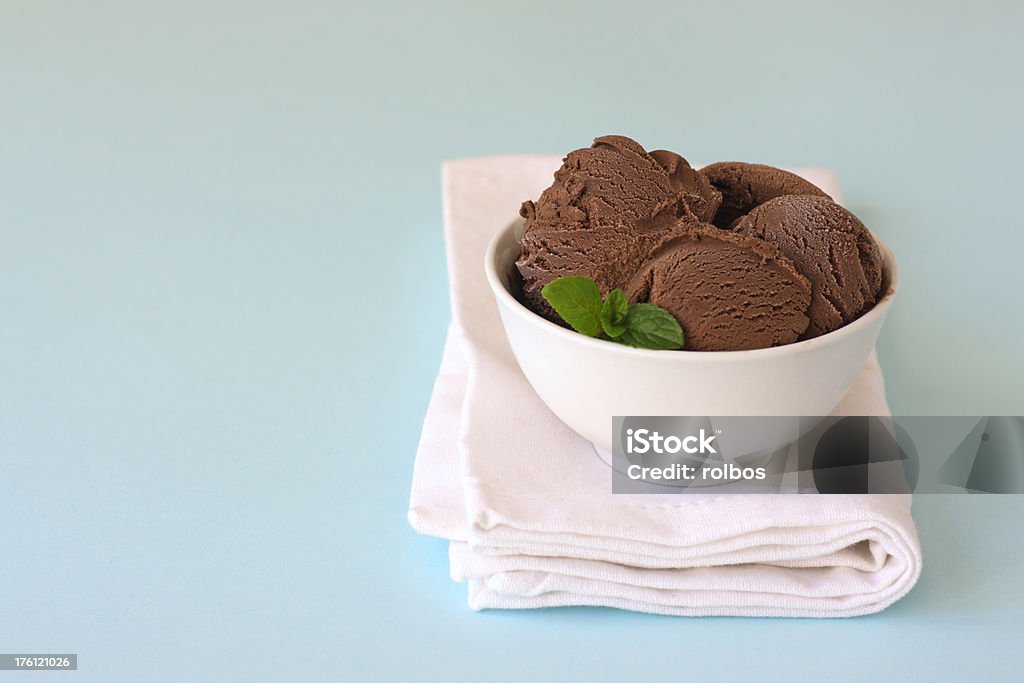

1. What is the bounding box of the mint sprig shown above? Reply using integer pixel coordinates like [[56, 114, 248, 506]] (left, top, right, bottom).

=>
[[541, 276, 684, 350]]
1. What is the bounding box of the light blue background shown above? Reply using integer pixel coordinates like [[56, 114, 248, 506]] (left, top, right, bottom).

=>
[[2, 1, 1023, 680]]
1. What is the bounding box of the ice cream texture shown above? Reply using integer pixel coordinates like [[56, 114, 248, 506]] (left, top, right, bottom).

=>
[[516, 136, 719, 321], [734, 195, 883, 339], [515, 136, 885, 351], [626, 226, 812, 351]]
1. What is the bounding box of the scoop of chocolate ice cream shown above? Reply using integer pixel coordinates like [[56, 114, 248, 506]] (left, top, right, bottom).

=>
[[702, 161, 830, 228], [734, 195, 883, 339], [626, 225, 812, 351], [516, 136, 710, 320]]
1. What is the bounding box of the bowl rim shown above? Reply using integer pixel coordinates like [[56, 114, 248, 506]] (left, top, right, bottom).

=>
[[484, 218, 900, 361]]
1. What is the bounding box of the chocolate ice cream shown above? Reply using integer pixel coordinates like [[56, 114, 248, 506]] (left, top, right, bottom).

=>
[[702, 162, 830, 228], [514, 136, 887, 351], [626, 226, 812, 351], [734, 195, 883, 339], [516, 136, 717, 320]]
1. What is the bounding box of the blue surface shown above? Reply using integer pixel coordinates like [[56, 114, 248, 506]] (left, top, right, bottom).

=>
[[2, 1, 1023, 680]]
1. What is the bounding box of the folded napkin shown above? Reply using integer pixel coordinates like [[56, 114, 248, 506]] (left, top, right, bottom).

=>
[[408, 155, 922, 617]]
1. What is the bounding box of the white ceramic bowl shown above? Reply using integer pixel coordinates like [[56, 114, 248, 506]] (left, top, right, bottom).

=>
[[484, 218, 900, 456]]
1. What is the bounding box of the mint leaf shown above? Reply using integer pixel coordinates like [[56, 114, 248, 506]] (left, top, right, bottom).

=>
[[541, 276, 604, 337], [600, 288, 629, 338], [618, 303, 685, 350]]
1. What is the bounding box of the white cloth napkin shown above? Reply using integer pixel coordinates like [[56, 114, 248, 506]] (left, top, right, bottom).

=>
[[408, 155, 922, 617]]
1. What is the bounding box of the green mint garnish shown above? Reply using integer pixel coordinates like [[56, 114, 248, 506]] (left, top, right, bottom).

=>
[[600, 288, 629, 338], [541, 276, 684, 350], [617, 303, 684, 350], [540, 275, 603, 337]]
